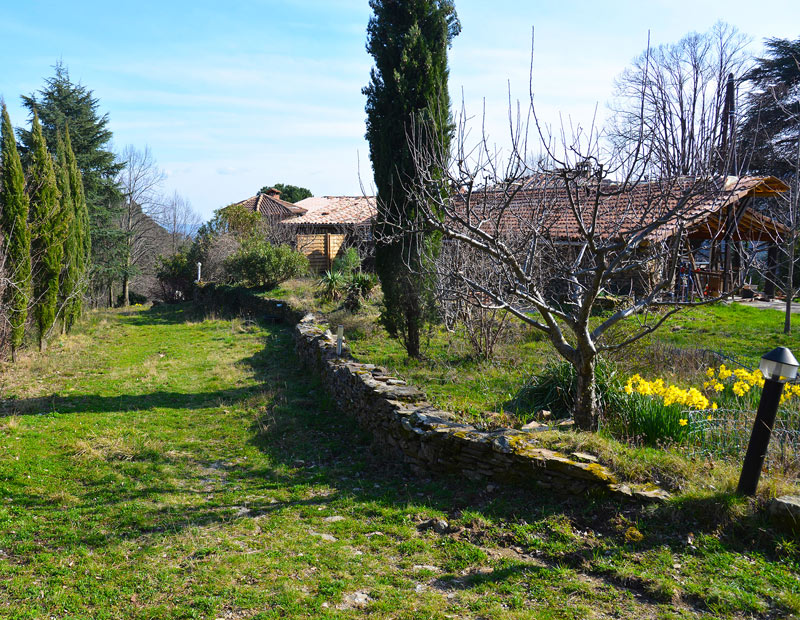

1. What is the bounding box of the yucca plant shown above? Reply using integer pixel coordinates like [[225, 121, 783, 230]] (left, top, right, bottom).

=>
[[317, 269, 346, 300]]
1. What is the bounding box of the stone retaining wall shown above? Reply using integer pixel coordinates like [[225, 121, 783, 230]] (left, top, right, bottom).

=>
[[199, 284, 669, 502]]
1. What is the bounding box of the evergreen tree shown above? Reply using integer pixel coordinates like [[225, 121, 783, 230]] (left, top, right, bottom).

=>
[[55, 130, 78, 334], [28, 112, 64, 351], [258, 183, 312, 203], [19, 62, 124, 304], [0, 103, 31, 361], [741, 37, 800, 177], [64, 125, 89, 325], [363, 0, 460, 357]]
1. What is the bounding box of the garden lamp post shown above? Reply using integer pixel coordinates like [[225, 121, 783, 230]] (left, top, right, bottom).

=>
[[737, 346, 799, 496]]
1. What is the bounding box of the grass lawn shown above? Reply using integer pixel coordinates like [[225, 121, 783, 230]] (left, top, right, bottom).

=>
[[1, 304, 798, 619], [263, 280, 800, 424], [343, 302, 798, 426]]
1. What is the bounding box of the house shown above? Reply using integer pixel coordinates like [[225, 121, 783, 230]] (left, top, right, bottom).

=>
[[279, 196, 377, 272], [451, 174, 789, 299], [235, 190, 376, 271], [235, 188, 308, 221]]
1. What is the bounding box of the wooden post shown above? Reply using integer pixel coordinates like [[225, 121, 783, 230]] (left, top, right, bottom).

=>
[[325, 233, 331, 270], [723, 205, 736, 294]]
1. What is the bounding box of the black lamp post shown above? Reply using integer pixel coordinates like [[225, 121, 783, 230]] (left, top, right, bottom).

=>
[[737, 346, 799, 496]]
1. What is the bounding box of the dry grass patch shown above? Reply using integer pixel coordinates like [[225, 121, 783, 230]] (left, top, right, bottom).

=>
[[0, 414, 21, 432], [46, 488, 80, 507], [71, 429, 165, 462]]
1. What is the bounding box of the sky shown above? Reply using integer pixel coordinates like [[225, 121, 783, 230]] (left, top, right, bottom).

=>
[[1, 0, 799, 220]]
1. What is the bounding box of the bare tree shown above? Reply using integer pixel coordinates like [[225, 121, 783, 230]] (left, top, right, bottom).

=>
[[436, 240, 509, 360], [401, 72, 785, 430], [116, 145, 165, 306], [609, 22, 751, 177], [156, 191, 202, 254]]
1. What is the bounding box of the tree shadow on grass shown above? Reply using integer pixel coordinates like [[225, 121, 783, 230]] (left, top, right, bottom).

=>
[[2, 386, 269, 417], [113, 302, 205, 326]]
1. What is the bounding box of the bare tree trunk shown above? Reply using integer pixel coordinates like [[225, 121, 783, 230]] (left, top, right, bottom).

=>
[[11, 345, 17, 363], [108, 283, 114, 308], [406, 306, 420, 358], [573, 355, 598, 431], [786, 240, 795, 334], [122, 272, 130, 307], [765, 245, 778, 299]]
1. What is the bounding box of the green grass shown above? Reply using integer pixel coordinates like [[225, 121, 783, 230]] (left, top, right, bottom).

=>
[[334, 293, 800, 427], [641, 302, 799, 365], [261, 280, 800, 477], [2, 303, 796, 618]]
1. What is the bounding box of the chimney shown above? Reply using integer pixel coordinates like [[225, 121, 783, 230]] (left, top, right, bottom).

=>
[[265, 187, 281, 199]]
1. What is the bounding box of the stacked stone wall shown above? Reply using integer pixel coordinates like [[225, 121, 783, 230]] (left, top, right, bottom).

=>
[[199, 284, 669, 502]]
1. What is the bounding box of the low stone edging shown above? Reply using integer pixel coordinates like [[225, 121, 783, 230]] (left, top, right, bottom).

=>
[[199, 284, 670, 502]]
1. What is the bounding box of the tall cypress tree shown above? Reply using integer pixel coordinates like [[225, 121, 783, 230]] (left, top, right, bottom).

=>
[[19, 62, 123, 305], [64, 125, 89, 326], [28, 111, 63, 351], [54, 130, 77, 334], [363, 0, 460, 357], [0, 103, 31, 361]]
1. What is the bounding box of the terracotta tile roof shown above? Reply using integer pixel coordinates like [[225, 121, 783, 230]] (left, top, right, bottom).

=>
[[236, 191, 307, 219], [282, 196, 377, 227], [464, 175, 788, 243]]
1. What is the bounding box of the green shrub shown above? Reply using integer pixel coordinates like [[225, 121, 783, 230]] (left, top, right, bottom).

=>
[[332, 246, 361, 275], [224, 239, 309, 288], [156, 250, 196, 302], [344, 271, 379, 311]]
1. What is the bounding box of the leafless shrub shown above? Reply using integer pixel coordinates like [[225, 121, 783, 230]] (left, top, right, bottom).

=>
[[436, 240, 509, 359]]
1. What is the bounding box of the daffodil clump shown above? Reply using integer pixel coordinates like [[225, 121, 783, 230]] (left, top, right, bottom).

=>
[[703, 364, 800, 406], [614, 364, 800, 450], [624, 374, 715, 411]]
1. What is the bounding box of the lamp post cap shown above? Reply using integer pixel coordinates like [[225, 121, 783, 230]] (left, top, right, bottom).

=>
[[762, 346, 799, 368]]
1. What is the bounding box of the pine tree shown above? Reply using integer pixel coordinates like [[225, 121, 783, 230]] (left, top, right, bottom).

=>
[[28, 112, 63, 351], [741, 37, 800, 177], [0, 103, 31, 361], [363, 0, 460, 357], [54, 130, 77, 334], [64, 125, 89, 326]]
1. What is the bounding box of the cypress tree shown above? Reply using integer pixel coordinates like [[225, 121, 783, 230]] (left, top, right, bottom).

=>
[[54, 130, 77, 334], [19, 63, 123, 305], [0, 103, 32, 361], [28, 111, 63, 351], [363, 0, 460, 357], [64, 125, 89, 325]]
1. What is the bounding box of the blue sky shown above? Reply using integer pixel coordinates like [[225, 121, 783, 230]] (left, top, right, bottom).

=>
[[1, 0, 798, 220]]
